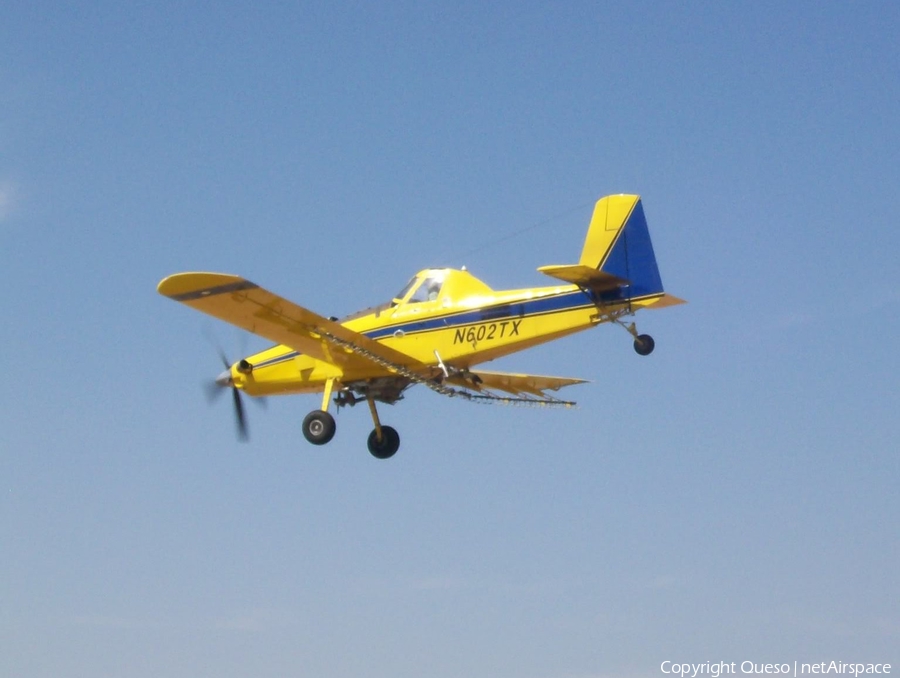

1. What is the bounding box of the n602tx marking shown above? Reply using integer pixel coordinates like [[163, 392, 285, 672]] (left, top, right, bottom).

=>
[[453, 319, 522, 345]]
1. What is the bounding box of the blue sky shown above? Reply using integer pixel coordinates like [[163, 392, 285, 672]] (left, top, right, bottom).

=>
[[2, 2, 898, 676]]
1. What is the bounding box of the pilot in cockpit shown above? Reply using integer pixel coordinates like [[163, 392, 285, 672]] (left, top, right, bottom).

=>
[[407, 274, 444, 303]]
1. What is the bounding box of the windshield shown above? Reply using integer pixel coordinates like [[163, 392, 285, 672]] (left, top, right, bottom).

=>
[[407, 274, 444, 303], [393, 276, 420, 303], [392, 271, 447, 305]]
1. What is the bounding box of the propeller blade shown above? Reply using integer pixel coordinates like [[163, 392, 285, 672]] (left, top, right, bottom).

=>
[[216, 347, 230, 370], [232, 386, 248, 441], [202, 331, 252, 442]]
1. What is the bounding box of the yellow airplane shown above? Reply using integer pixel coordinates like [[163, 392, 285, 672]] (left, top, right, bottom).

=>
[[158, 193, 684, 458]]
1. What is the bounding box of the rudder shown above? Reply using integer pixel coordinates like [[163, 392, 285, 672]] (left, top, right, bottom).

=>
[[593, 195, 664, 300]]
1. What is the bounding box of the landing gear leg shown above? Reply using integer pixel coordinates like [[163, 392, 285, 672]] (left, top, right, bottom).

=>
[[365, 395, 400, 459]]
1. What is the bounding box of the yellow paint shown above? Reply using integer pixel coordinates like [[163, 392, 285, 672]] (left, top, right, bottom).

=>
[[158, 194, 683, 406], [578, 194, 639, 268]]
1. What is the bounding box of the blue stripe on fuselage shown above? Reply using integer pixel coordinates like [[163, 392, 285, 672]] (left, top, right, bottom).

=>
[[252, 351, 299, 368], [253, 289, 603, 367], [363, 289, 594, 340]]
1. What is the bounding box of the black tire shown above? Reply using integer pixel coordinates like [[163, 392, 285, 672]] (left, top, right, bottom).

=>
[[367, 425, 400, 459], [302, 410, 336, 445], [633, 334, 655, 356]]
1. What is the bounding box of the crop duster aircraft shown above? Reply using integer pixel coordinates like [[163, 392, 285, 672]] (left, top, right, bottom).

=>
[[158, 194, 684, 459]]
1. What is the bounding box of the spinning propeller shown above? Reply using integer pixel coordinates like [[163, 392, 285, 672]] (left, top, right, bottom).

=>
[[206, 348, 249, 441]]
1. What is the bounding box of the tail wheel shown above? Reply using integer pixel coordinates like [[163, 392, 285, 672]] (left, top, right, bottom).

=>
[[302, 410, 336, 445], [633, 334, 655, 356], [367, 426, 400, 459]]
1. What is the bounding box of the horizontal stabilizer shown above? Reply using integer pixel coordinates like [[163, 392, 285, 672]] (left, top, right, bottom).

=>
[[537, 264, 629, 291], [632, 293, 687, 309], [539, 194, 683, 305]]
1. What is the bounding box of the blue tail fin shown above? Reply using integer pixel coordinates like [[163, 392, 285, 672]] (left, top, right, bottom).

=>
[[538, 194, 682, 307], [597, 197, 664, 301]]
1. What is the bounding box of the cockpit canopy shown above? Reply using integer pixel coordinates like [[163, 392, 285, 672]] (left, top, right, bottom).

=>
[[341, 268, 496, 322], [393, 270, 446, 304], [392, 268, 493, 306]]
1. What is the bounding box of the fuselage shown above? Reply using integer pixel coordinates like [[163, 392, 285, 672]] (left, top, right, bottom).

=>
[[236, 268, 614, 397]]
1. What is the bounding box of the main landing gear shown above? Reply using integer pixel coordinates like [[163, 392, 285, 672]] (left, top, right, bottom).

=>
[[364, 395, 400, 459], [300, 379, 400, 459], [302, 410, 336, 445], [367, 425, 400, 460]]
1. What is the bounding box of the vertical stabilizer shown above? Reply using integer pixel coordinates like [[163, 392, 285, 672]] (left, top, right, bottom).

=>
[[594, 195, 664, 300], [579, 194, 641, 268], [538, 194, 680, 305]]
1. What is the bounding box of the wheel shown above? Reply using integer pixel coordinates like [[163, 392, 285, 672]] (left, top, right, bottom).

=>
[[302, 410, 336, 445], [633, 334, 655, 356], [367, 425, 400, 459]]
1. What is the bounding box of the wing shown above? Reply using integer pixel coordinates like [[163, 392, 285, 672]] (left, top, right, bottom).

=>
[[444, 369, 587, 405], [157, 272, 431, 378]]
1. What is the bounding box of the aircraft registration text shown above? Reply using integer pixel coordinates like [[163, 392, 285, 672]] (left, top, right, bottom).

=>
[[453, 320, 522, 345]]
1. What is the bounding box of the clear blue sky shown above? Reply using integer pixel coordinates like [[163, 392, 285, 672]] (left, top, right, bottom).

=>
[[2, 3, 898, 677]]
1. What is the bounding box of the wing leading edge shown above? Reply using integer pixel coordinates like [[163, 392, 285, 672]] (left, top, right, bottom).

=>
[[157, 272, 431, 378], [158, 273, 589, 406]]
